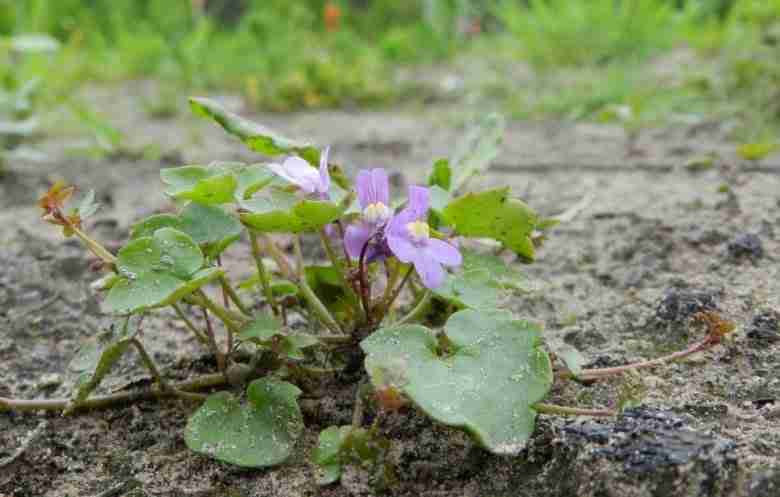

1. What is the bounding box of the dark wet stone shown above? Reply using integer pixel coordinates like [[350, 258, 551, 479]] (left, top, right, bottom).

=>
[[746, 311, 780, 342], [727, 233, 763, 259], [655, 288, 718, 322], [546, 407, 738, 497]]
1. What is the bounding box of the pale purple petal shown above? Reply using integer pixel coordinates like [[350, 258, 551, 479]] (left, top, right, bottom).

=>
[[317, 147, 331, 194], [385, 209, 415, 238], [356, 170, 372, 208], [406, 185, 430, 221], [424, 238, 462, 267], [412, 254, 446, 289], [371, 169, 389, 205], [270, 157, 320, 193], [386, 233, 417, 263], [344, 223, 373, 259]]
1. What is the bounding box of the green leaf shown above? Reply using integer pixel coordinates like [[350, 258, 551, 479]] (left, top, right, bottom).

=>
[[160, 165, 237, 204], [239, 314, 284, 342], [362, 309, 553, 454], [428, 159, 452, 191], [105, 228, 217, 314], [238, 314, 318, 360], [313, 426, 352, 485], [130, 203, 242, 258], [185, 378, 304, 468], [130, 214, 182, 239], [179, 202, 242, 257], [450, 113, 505, 192], [737, 142, 779, 161], [68, 322, 136, 404], [235, 164, 277, 200], [240, 190, 351, 233], [460, 250, 526, 291], [434, 269, 501, 310], [312, 426, 390, 486], [444, 188, 537, 261], [190, 97, 319, 161]]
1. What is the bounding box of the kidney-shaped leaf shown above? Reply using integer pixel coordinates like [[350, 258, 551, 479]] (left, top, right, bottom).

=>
[[185, 378, 304, 468], [105, 228, 220, 313], [362, 309, 553, 454], [444, 188, 538, 261]]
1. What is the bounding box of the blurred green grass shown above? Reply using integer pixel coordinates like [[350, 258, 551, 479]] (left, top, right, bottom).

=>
[[1, 0, 780, 142]]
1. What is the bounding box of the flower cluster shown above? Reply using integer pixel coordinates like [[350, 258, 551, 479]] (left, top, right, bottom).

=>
[[267, 150, 462, 289]]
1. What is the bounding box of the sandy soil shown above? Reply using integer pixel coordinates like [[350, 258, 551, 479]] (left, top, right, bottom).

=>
[[1, 82, 779, 497]]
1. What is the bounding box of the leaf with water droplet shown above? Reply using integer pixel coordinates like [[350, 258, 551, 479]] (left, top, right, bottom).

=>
[[185, 378, 304, 468], [362, 309, 553, 455], [105, 228, 218, 314]]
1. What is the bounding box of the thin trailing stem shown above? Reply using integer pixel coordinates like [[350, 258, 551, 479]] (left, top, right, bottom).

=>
[[249, 231, 279, 315], [533, 403, 616, 417], [571, 335, 717, 381], [171, 303, 208, 345], [0, 373, 226, 413], [395, 289, 432, 326], [293, 236, 342, 334]]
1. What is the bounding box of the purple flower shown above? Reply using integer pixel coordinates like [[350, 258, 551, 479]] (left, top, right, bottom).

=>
[[344, 168, 393, 260], [385, 185, 461, 289], [268, 147, 331, 198]]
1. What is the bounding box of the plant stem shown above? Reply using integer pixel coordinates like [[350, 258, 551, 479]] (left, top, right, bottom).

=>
[[201, 307, 226, 372], [249, 231, 279, 315], [334, 221, 352, 268], [262, 234, 295, 280], [533, 403, 616, 417], [196, 290, 244, 336], [381, 266, 414, 318], [219, 274, 252, 317], [573, 336, 716, 381], [130, 338, 167, 389], [395, 290, 432, 326], [70, 225, 117, 265], [0, 373, 226, 414], [171, 303, 208, 344], [294, 236, 342, 334], [319, 228, 363, 320]]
